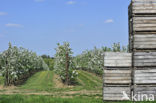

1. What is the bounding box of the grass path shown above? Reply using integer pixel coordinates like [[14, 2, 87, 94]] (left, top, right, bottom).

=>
[[0, 71, 152, 103], [20, 70, 102, 91], [21, 71, 54, 91], [0, 70, 102, 98]]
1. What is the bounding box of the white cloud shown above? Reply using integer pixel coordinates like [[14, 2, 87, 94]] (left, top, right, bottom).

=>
[[5, 23, 23, 28], [34, 0, 45, 2], [105, 19, 114, 23], [66, 1, 76, 5], [0, 12, 8, 16]]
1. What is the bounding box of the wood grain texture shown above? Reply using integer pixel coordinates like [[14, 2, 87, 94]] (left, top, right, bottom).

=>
[[103, 87, 130, 101], [134, 52, 156, 67], [134, 86, 156, 101], [133, 17, 156, 31], [104, 69, 131, 84], [134, 69, 156, 84], [134, 34, 156, 49], [132, 0, 156, 3], [104, 52, 132, 67], [132, 0, 156, 14]]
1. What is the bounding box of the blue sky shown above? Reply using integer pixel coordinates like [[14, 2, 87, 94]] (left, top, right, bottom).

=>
[[0, 0, 131, 56]]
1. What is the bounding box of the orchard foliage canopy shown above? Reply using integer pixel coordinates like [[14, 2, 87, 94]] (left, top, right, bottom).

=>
[[0, 43, 49, 86], [74, 43, 128, 75], [54, 42, 78, 84]]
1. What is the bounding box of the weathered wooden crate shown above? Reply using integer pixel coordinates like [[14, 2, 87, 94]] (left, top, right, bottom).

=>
[[129, 17, 156, 50], [104, 52, 132, 85], [133, 33, 156, 49], [104, 69, 131, 85], [103, 52, 132, 101], [133, 52, 156, 67], [133, 86, 156, 101], [133, 17, 156, 31], [132, 0, 156, 14], [104, 52, 132, 67], [103, 87, 131, 101], [134, 68, 156, 84], [128, 0, 156, 102]]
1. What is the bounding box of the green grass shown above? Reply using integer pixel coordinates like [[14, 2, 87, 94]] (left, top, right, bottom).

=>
[[21, 71, 54, 91], [0, 95, 103, 103], [0, 95, 114, 103], [0, 95, 154, 103], [0, 71, 154, 103], [19, 70, 102, 92], [74, 70, 102, 90]]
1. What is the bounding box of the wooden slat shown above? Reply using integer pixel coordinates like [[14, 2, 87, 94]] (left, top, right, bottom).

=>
[[134, 52, 156, 67], [133, 10, 156, 14], [104, 52, 132, 67], [104, 70, 131, 74], [103, 87, 130, 101], [104, 73, 131, 77], [132, 0, 156, 3]]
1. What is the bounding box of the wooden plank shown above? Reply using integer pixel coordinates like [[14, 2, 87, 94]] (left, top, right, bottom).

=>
[[104, 70, 131, 84], [133, 5, 156, 10], [104, 52, 132, 67], [104, 73, 131, 77], [104, 70, 131, 74], [134, 27, 156, 31], [134, 52, 156, 55], [103, 87, 130, 101], [104, 80, 131, 84], [132, 0, 156, 3], [105, 67, 130, 70], [104, 52, 132, 56], [104, 56, 131, 60], [135, 69, 156, 73], [134, 52, 156, 67], [134, 32, 156, 34]]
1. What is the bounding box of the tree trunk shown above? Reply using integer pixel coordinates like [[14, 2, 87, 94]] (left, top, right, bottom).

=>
[[65, 53, 69, 85], [5, 60, 9, 86]]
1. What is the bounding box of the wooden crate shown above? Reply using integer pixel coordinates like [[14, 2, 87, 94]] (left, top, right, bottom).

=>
[[133, 86, 156, 101], [104, 69, 131, 85], [133, 34, 156, 49], [103, 87, 131, 101], [103, 52, 132, 101], [104, 52, 132, 67], [133, 17, 156, 31], [134, 68, 156, 84], [132, 0, 156, 14], [133, 52, 156, 67]]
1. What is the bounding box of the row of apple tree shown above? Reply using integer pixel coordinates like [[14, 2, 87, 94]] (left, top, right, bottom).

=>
[[74, 43, 128, 75], [0, 43, 49, 86]]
